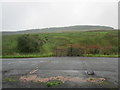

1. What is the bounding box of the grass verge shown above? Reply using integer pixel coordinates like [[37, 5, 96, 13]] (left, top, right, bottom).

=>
[[1, 54, 119, 58]]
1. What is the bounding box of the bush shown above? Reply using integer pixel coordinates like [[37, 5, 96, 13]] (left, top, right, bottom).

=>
[[17, 34, 44, 53], [89, 48, 100, 54], [67, 47, 84, 56]]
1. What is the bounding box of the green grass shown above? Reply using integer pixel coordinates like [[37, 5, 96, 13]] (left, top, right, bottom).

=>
[[1, 53, 53, 58], [3, 77, 17, 82], [1, 54, 119, 58], [82, 54, 119, 58], [2, 30, 119, 58], [46, 81, 62, 87]]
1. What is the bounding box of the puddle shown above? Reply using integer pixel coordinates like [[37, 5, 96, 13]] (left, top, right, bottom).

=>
[[61, 70, 79, 73], [39, 61, 47, 62], [8, 62, 16, 64]]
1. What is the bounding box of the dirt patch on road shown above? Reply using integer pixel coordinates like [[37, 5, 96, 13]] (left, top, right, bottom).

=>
[[87, 77, 106, 83], [20, 75, 106, 83], [20, 75, 68, 83]]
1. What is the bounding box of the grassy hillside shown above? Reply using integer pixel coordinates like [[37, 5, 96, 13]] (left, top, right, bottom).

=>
[[2, 30, 119, 58]]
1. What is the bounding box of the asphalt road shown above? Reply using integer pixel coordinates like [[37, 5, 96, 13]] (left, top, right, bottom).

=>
[[2, 57, 118, 88]]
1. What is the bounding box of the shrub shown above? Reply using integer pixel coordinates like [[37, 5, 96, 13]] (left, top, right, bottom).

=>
[[17, 34, 45, 53], [89, 48, 100, 54], [67, 47, 84, 56]]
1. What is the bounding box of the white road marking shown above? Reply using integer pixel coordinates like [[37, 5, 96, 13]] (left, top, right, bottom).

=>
[[39, 61, 46, 62], [29, 69, 38, 74]]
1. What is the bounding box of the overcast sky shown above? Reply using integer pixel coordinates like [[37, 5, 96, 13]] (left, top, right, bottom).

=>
[[0, 0, 118, 31]]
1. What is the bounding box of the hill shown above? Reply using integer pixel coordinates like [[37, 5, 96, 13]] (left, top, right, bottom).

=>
[[2, 30, 118, 58], [2, 25, 114, 35]]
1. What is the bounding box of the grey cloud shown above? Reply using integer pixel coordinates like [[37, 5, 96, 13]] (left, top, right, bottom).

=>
[[1, 1, 118, 31]]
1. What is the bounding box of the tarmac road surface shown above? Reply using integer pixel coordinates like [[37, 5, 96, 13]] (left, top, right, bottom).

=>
[[2, 57, 118, 88]]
